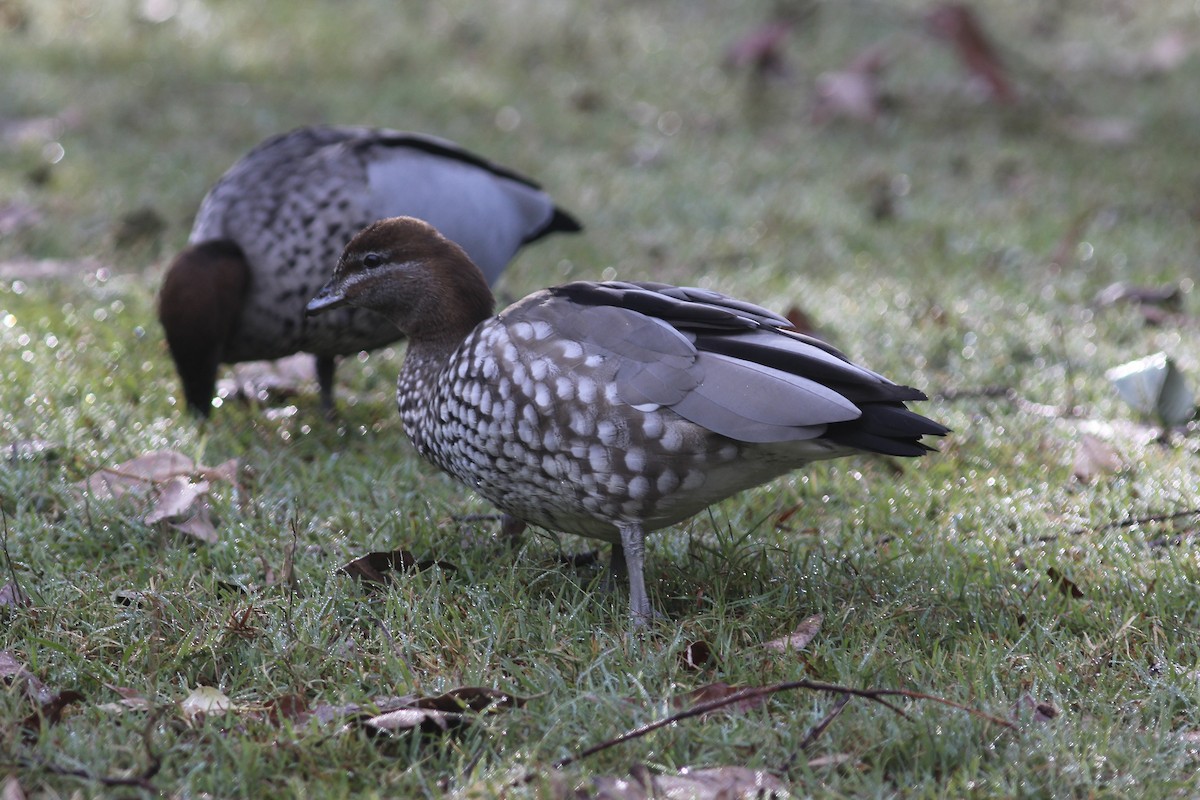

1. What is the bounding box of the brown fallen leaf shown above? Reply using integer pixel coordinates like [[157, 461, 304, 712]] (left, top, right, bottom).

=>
[[338, 549, 458, 584], [180, 685, 234, 721], [0, 580, 30, 609], [1094, 281, 1184, 311], [812, 41, 890, 125], [97, 685, 152, 714], [265, 693, 311, 726], [1055, 115, 1139, 147], [1072, 434, 1122, 484], [672, 682, 769, 714], [764, 614, 823, 653], [1014, 693, 1059, 723], [724, 19, 794, 77], [1046, 567, 1084, 599], [3, 776, 27, 800], [355, 687, 525, 738], [925, 3, 1016, 104], [217, 353, 318, 408], [22, 690, 85, 732], [581, 764, 789, 800], [0, 650, 48, 702], [76, 451, 239, 543], [679, 640, 715, 672]]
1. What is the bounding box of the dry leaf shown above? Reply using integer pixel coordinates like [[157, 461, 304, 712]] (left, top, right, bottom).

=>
[[0, 650, 48, 703], [679, 640, 715, 671], [76, 451, 240, 543], [97, 686, 152, 714], [217, 354, 317, 407], [0, 581, 30, 609], [166, 501, 219, 544], [812, 42, 889, 125], [1014, 693, 1060, 723], [925, 3, 1016, 103], [1056, 115, 1139, 146], [78, 450, 199, 500], [1094, 281, 1183, 310], [724, 20, 793, 77], [582, 764, 788, 800], [180, 685, 234, 720], [1046, 567, 1084, 599], [1072, 434, 1121, 484], [144, 477, 210, 524], [354, 687, 524, 738], [764, 614, 823, 653], [265, 693, 311, 726], [339, 549, 457, 584], [3, 776, 27, 800], [672, 682, 768, 714]]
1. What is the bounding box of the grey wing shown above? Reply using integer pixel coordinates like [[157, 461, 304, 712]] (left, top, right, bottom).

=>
[[358, 136, 573, 285], [516, 290, 864, 444]]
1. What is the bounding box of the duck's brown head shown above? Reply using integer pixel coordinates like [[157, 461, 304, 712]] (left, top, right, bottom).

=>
[[306, 216, 495, 341]]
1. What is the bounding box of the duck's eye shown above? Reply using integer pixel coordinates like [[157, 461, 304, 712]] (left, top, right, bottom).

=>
[[361, 253, 384, 270]]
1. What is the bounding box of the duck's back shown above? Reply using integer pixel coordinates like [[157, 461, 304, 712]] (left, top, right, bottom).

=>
[[191, 126, 577, 362], [397, 280, 947, 542]]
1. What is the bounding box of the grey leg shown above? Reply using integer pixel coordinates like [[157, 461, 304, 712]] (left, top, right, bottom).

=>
[[500, 514, 527, 545], [617, 522, 652, 625], [601, 542, 627, 593], [315, 355, 336, 416]]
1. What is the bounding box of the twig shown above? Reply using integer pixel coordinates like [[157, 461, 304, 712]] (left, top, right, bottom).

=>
[[1, 507, 30, 605], [285, 514, 300, 633], [551, 679, 1014, 770], [933, 385, 1066, 418], [1052, 507, 1200, 540], [798, 693, 852, 751], [26, 708, 163, 792]]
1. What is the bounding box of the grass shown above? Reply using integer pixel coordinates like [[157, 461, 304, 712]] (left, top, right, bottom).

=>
[[4, 0, 1200, 796]]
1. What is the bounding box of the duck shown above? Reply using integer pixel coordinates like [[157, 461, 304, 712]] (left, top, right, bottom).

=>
[[306, 217, 948, 624], [157, 125, 581, 416]]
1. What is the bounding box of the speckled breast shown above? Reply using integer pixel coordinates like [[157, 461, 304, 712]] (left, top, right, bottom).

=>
[[395, 318, 784, 543]]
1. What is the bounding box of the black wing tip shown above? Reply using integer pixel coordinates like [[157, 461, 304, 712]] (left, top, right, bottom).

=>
[[825, 403, 950, 457], [549, 206, 583, 233]]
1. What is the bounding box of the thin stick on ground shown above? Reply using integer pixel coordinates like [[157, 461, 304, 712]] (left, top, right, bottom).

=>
[[551, 679, 1016, 770], [1, 508, 30, 606], [1056, 507, 1200, 540], [28, 707, 163, 792]]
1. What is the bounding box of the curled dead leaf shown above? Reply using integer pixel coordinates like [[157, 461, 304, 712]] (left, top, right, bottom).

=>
[[338, 549, 458, 584], [180, 685, 234, 720], [679, 640, 715, 672], [672, 682, 768, 715], [581, 764, 789, 800], [0, 580, 30, 609], [1072, 434, 1121, 484], [1046, 567, 1084, 599], [353, 687, 525, 739], [764, 614, 823, 653], [925, 3, 1016, 104]]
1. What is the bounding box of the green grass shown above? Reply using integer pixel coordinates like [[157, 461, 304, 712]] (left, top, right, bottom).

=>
[[4, 0, 1200, 796]]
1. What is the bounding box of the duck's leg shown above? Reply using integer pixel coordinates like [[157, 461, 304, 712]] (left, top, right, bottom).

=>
[[617, 522, 652, 625], [315, 355, 336, 417]]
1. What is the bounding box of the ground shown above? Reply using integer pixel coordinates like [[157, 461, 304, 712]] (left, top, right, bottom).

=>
[[3, 1, 1200, 797]]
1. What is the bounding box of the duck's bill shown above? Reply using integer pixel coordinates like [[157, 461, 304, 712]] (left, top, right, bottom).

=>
[[306, 283, 346, 316]]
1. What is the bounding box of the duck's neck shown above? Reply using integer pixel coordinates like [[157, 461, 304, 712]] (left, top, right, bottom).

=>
[[394, 260, 494, 456]]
